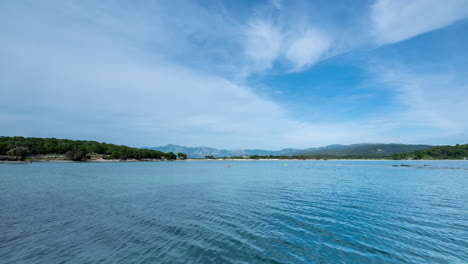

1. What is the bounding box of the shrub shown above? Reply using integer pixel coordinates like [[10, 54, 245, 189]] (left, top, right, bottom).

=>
[[6, 147, 30, 160]]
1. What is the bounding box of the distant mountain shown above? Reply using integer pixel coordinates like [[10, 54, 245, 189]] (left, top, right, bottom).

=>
[[144, 144, 302, 158], [145, 144, 219, 158], [146, 143, 434, 158]]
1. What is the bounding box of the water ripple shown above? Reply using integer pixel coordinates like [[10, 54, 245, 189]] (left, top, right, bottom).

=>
[[1, 160, 467, 263]]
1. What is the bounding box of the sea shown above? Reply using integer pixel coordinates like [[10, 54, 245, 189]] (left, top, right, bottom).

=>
[[1, 160, 467, 264]]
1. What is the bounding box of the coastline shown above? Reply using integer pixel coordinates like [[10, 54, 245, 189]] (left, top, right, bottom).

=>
[[186, 158, 467, 161], [0, 158, 167, 164], [1, 159, 466, 164]]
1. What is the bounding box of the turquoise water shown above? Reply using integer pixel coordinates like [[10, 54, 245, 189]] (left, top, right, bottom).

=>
[[1, 160, 467, 263]]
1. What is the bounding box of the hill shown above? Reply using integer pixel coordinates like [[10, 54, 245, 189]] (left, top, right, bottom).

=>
[[392, 144, 468, 160], [145, 144, 302, 158], [0, 136, 182, 161], [148, 143, 434, 158], [304, 143, 434, 157]]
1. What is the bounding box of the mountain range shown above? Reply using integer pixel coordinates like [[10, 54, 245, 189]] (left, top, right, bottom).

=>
[[146, 143, 434, 158]]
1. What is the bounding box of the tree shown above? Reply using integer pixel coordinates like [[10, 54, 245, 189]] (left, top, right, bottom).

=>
[[6, 147, 30, 160], [415, 151, 425, 160], [164, 152, 177, 160], [65, 150, 87, 161], [0, 142, 9, 155], [177, 152, 187, 160], [110, 151, 125, 160], [0, 136, 192, 161], [251, 155, 260, 160]]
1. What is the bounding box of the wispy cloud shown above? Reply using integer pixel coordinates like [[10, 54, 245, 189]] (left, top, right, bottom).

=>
[[364, 63, 468, 144], [371, 0, 468, 45], [382, 70, 467, 130], [285, 27, 332, 71], [243, 19, 282, 73]]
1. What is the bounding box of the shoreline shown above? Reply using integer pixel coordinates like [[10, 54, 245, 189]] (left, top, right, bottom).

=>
[[1, 159, 466, 164], [186, 159, 467, 162]]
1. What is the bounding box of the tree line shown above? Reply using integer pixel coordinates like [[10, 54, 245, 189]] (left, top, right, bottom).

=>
[[207, 144, 468, 160], [218, 154, 392, 160], [391, 144, 468, 160], [0, 136, 187, 161]]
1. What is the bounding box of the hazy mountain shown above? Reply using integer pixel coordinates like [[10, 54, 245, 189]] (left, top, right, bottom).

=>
[[144, 144, 302, 158], [146, 143, 434, 158]]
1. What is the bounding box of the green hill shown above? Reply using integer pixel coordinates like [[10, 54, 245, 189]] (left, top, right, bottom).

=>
[[303, 144, 433, 157], [0, 136, 182, 161], [392, 144, 468, 160]]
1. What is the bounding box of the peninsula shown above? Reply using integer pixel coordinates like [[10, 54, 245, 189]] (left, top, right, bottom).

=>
[[0, 137, 186, 162]]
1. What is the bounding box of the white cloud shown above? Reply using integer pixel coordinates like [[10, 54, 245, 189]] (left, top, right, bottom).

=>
[[369, 66, 468, 144], [372, 0, 468, 45], [285, 28, 332, 71], [0, 38, 381, 149], [243, 20, 282, 73], [242, 20, 334, 73], [0, 2, 379, 149]]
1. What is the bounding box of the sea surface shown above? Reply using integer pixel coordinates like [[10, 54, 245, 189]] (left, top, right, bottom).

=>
[[1, 160, 467, 264]]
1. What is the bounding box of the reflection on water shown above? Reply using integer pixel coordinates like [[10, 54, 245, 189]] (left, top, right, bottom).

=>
[[1, 160, 467, 263]]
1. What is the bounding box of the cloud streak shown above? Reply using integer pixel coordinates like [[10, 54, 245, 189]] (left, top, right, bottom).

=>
[[372, 0, 468, 45]]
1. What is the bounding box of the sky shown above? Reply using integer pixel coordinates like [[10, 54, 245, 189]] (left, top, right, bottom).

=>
[[1, 0, 468, 149]]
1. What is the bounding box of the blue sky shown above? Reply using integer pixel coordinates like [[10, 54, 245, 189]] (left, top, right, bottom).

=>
[[1, 0, 467, 149]]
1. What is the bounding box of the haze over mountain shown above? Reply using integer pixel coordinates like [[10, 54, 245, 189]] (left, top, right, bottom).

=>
[[148, 143, 434, 158]]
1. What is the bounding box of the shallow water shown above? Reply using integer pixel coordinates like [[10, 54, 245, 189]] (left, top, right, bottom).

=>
[[1, 160, 467, 263]]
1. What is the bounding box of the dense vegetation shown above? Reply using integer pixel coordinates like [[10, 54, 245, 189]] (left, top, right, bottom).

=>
[[222, 154, 390, 160], [2, 136, 464, 161], [177, 152, 187, 160], [0, 136, 183, 161], [392, 144, 468, 160], [151, 143, 434, 158], [219, 144, 467, 160], [304, 144, 433, 156]]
